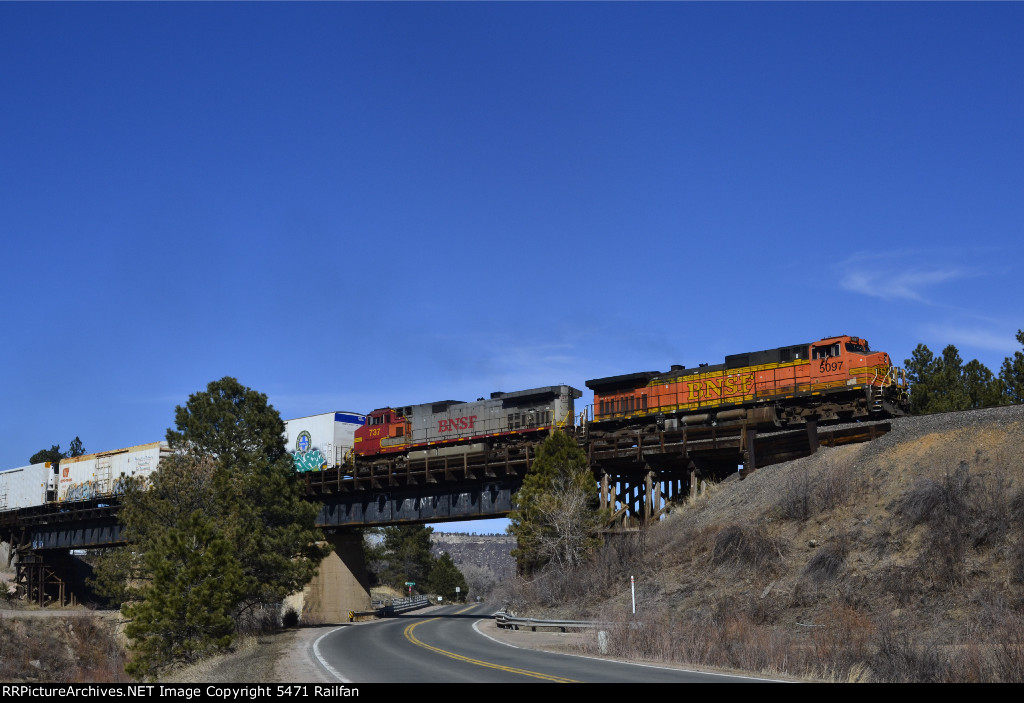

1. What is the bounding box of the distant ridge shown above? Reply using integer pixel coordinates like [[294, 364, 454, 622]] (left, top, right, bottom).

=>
[[431, 532, 516, 597]]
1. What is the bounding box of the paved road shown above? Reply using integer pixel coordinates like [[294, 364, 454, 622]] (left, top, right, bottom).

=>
[[311, 603, 780, 683]]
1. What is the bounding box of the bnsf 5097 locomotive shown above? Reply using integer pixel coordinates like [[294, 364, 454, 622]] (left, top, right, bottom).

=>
[[353, 385, 582, 459], [586, 334, 908, 432]]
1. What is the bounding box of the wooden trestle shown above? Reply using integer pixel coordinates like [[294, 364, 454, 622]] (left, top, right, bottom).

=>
[[14, 552, 76, 607], [588, 420, 891, 527]]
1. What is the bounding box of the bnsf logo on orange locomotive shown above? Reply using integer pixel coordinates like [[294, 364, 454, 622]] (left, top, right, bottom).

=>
[[438, 415, 478, 433], [687, 373, 755, 401]]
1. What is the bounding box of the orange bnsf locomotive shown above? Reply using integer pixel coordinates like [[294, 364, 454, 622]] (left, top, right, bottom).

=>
[[585, 335, 908, 432]]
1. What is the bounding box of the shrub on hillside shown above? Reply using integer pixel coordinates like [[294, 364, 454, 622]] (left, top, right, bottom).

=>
[[711, 524, 787, 577]]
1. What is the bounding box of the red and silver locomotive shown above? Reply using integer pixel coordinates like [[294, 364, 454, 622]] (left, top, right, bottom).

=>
[[353, 385, 582, 458]]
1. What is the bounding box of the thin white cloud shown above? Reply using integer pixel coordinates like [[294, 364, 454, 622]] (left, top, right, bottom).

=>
[[840, 266, 978, 303]]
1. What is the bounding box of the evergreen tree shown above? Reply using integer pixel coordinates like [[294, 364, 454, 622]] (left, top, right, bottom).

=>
[[963, 359, 1005, 409], [1000, 330, 1024, 405], [67, 436, 86, 457], [29, 436, 86, 468], [102, 377, 330, 679], [123, 509, 245, 679], [165, 377, 330, 612], [428, 552, 468, 602], [508, 431, 605, 574], [29, 444, 64, 466], [362, 528, 387, 586], [904, 344, 940, 415], [930, 345, 969, 413], [905, 344, 1004, 414], [378, 525, 436, 590]]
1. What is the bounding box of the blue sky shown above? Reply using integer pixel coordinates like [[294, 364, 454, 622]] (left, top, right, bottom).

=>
[[2, 3, 1021, 534]]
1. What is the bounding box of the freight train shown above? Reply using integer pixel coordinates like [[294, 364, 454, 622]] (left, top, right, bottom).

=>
[[0, 385, 585, 510], [0, 334, 908, 513], [0, 442, 171, 511]]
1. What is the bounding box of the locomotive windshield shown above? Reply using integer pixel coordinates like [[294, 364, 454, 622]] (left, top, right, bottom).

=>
[[845, 341, 870, 354]]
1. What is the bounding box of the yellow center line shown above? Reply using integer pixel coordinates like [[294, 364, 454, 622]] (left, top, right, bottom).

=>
[[403, 617, 579, 683]]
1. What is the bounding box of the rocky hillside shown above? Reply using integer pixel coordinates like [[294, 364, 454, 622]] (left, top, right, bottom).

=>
[[501, 404, 1024, 682], [431, 532, 516, 597]]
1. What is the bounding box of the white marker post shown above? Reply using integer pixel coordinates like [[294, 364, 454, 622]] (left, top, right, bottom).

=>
[[631, 575, 635, 615]]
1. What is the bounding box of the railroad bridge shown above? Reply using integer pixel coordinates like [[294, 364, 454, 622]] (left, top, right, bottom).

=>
[[0, 419, 889, 616]]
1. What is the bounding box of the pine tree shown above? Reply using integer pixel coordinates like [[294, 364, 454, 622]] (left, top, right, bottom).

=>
[[905, 344, 937, 414], [378, 525, 436, 590], [67, 436, 86, 457], [963, 359, 1005, 409], [166, 377, 330, 613], [905, 344, 1005, 413], [508, 431, 605, 574], [123, 510, 245, 679], [28, 444, 64, 466], [931, 345, 969, 412], [28, 436, 86, 467], [103, 377, 330, 679], [1000, 330, 1024, 405], [428, 552, 468, 602]]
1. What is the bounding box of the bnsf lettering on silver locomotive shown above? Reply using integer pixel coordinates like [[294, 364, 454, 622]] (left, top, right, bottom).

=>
[[438, 416, 478, 433]]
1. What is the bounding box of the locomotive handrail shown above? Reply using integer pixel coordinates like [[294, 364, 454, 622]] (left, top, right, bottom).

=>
[[578, 406, 592, 428], [556, 407, 574, 429]]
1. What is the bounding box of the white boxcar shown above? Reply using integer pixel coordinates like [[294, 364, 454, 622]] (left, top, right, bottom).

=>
[[284, 411, 366, 472], [0, 462, 53, 511], [57, 441, 171, 503]]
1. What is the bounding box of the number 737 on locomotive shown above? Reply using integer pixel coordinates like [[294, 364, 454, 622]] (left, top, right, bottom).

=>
[[584, 334, 909, 432]]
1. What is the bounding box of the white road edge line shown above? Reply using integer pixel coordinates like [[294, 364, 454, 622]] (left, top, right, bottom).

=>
[[313, 626, 352, 683], [471, 619, 792, 682]]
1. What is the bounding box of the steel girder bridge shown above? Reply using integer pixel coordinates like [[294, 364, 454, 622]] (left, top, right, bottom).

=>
[[0, 420, 889, 605]]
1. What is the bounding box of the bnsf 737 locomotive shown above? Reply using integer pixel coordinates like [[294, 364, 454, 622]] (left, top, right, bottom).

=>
[[353, 385, 582, 458], [586, 334, 908, 432]]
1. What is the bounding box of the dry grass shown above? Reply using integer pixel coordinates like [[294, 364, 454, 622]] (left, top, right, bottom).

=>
[[0, 613, 129, 682]]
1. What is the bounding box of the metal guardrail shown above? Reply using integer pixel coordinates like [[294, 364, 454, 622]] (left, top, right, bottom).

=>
[[387, 596, 431, 615], [495, 611, 602, 632], [350, 595, 432, 622]]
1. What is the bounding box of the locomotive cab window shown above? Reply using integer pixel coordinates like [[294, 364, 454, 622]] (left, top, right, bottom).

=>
[[812, 343, 841, 359]]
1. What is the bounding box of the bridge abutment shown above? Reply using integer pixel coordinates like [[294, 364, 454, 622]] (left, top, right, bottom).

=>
[[285, 531, 371, 624]]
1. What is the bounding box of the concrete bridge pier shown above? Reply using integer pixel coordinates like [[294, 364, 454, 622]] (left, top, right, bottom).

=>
[[285, 531, 372, 624]]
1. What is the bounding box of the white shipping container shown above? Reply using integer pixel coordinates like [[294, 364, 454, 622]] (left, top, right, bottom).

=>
[[0, 462, 53, 511], [284, 411, 365, 472], [56, 441, 171, 503]]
